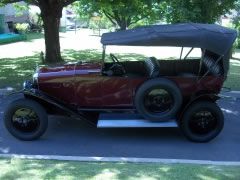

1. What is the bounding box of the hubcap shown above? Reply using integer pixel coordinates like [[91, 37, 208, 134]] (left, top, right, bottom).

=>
[[189, 110, 217, 135], [12, 108, 40, 133], [144, 88, 173, 114]]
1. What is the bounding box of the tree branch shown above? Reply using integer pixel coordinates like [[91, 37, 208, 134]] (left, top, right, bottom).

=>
[[129, 15, 148, 25], [1, 0, 39, 6], [1, 0, 22, 3], [102, 10, 117, 26], [61, 0, 77, 7]]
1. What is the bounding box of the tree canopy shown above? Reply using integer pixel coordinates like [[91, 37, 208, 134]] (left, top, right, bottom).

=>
[[74, 0, 164, 30], [164, 0, 236, 23]]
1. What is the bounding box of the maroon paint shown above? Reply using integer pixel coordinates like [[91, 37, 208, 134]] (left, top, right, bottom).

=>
[[38, 63, 223, 109]]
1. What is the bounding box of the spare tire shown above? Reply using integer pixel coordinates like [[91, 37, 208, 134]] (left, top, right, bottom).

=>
[[135, 78, 182, 121]]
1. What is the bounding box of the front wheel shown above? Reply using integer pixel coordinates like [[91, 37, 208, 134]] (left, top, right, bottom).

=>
[[180, 101, 224, 142], [4, 98, 48, 141]]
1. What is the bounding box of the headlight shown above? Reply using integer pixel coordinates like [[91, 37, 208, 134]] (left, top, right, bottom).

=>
[[33, 72, 38, 82], [32, 72, 39, 89], [23, 73, 38, 90], [23, 80, 33, 90]]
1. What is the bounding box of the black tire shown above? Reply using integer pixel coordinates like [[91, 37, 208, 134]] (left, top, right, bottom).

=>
[[180, 101, 224, 142], [4, 98, 48, 141], [135, 78, 182, 121]]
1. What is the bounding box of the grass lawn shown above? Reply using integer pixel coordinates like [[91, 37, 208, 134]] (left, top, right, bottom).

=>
[[0, 158, 239, 180], [0, 49, 239, 90], [25, 32, 44, 42], [224, 59, 240, 91]]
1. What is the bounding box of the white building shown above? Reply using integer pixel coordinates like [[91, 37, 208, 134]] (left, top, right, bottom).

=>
[[0, 2, 28, 23]]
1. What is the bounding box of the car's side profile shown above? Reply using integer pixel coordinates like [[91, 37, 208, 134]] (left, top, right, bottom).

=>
[[3, 23, 237, 142]]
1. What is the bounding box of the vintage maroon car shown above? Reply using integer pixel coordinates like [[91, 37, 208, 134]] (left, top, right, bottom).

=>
[[4, 23, 237, 142]]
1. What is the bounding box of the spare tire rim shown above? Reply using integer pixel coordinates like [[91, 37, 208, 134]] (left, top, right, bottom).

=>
[[189, 110, 217, 135], [144, 88, 173, 114], [12, 108, 40, 133]]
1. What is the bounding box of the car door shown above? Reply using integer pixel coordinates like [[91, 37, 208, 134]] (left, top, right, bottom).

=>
[[101, 76, 132, 108], [74, 65, 102, 108]]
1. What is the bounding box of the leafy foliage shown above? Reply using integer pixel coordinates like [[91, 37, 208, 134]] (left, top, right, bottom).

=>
[[232, 0, 240, 48], [15, 23, 29, 33], [165, 0, 236, 23], [73, 0, 164, 30]]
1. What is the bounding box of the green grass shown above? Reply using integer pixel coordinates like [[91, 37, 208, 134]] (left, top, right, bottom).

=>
[[0, 55, 40, 89], [0, 158, 239, 180], [25, 32, 44, 42], [0, 49, 239, 90], [224, 59, 240, 91]]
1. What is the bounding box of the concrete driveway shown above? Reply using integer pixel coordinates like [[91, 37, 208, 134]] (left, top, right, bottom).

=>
[[0, 95, 239, 162]]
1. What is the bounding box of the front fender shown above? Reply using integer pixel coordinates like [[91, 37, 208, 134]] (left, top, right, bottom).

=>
[[7, 89, 96, 127], [9, 89, 77, 115]]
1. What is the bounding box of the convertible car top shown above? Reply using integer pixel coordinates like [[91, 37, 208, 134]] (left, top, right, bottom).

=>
[[101, 23, 237, 56]]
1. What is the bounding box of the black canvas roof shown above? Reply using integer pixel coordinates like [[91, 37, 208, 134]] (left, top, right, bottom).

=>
[[101, 23, 237, 56]]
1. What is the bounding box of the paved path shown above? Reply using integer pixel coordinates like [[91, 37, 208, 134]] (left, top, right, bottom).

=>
[[0, 95, 239, 161]]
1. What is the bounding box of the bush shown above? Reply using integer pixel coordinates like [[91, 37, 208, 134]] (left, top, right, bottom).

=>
[[236, 29, 240, 49], [15, 23, 29, 34], [232, 27, 240, 50]]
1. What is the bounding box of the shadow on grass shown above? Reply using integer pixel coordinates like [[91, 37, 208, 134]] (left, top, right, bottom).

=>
[[62, 49, 102, 62], [62, 49, 147, 62], [0, 55, 41, 89], [0, 158, 239, 179]]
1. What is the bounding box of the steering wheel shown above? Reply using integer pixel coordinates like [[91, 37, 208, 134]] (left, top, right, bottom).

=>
[[108, 53, 126, 76], [110, 53, 120, 63]]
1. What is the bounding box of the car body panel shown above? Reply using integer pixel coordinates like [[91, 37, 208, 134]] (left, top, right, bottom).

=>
[[36, 62, 224, 110]]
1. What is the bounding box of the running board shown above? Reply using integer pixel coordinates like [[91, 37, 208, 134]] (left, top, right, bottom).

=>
[[97, 113, 178, 128]]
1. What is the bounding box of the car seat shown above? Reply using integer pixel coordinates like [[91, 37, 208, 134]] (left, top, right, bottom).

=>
[[144, 57, 160, 78], [202, 54, 223, 76]]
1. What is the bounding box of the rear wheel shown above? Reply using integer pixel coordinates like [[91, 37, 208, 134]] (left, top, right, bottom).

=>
[[4, 99, 48, 141], [180, 101, 224, 142]]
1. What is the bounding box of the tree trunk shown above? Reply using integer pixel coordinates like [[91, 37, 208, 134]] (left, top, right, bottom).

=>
[[118, 20, 128, 31], [42, 15, 63, 64]]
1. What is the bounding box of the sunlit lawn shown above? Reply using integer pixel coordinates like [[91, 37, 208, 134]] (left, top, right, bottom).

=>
[[0, 158, 239, 180], [224, 59, 240, 91]]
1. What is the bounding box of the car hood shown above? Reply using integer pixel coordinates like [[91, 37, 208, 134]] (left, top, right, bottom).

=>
[[38, 62, 101, 74]]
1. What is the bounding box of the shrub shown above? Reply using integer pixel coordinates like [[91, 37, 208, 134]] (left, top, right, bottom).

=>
[[15, 23, 30, 34]]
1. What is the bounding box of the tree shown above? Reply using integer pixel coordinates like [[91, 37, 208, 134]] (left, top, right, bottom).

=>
[[165, 0, 236, 24], [74, 0, 163, 30], [0, 0, 77, 63], [232, 0, 240, 49]]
